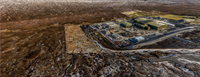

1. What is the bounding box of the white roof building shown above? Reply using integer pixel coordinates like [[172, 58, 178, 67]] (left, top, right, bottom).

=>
[[156, 20, 175, 27], [135, 36, 145, 42], [104, 22, 120, 29]]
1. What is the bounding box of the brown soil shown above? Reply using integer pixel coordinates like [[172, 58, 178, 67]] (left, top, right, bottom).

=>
[[140, 38, 199, 49], [1, 11, 126, 30], [140, 30, 200, 49], [181, 30, 200, 38], [2, 2, 200, 23], [1, 1, 200, 77], [1, 23, 200, 77], [1, 2, 200, 30], [64, 24, 101, 53], [1, 2, 128, 30], [0, 25, 66, 76]]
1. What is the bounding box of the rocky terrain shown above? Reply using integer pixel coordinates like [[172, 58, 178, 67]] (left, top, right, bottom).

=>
[[180, 30, 200, 45], [1, 24, 200, 77], [1, 1, 200, 28], [1, 0, 200, 77], [140, 38, 200, 49]]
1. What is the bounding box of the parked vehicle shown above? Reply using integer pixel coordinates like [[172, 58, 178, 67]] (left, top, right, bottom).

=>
[[129, 38, 136, 43]]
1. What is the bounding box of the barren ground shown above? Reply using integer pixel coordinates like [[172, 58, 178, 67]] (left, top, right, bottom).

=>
[[1, 1, 200, 77], [1, 2, 200, 30]]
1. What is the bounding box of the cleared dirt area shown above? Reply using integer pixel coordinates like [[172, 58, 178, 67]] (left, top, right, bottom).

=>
[[65, 24, 101, 53]]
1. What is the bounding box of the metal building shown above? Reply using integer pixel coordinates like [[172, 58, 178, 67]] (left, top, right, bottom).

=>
[[135, 36, 145, 42], [120, 21, 132, 28], [148, 22, 168, 30], [104, 22, 120, 29]]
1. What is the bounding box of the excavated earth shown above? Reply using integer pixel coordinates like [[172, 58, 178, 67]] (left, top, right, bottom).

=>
[[1, 1, 200, 77]]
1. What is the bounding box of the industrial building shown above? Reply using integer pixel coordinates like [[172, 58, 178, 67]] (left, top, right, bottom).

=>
[[144, 26, 151, 30], [157, 21, 175, 27], [134, 23, 150, 30], [148, 22, 168, 30], [88, 24, 100, 30], [177, 19, 185, 23], [134, 18, 146, 23], [101, 31, 110, 35], [137, 20, 153, 25], [132, 18, 154, 30], [111, 34, 120, 39], [84, 16, 182, 49], [120, 21, 132, 28], [133, 17, 175, 30], [119, 32, 134, 37], [133, 18, 153, 24], [135, 36, 145, 42], [104, 22, 120, 29], [156, 20, 175, 27], [153, 17, 162, 20]]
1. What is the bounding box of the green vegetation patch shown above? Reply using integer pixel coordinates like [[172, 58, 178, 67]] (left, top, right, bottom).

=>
[[152, 14, 196, 21], [157, 14, 184, 20], [122, 11, 157, 18], [194, 19, 200, 24]]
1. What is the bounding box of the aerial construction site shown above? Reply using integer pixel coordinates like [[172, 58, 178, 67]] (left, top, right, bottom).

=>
[[82, 16, 200, 49], [1, 0, 200, 77]]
